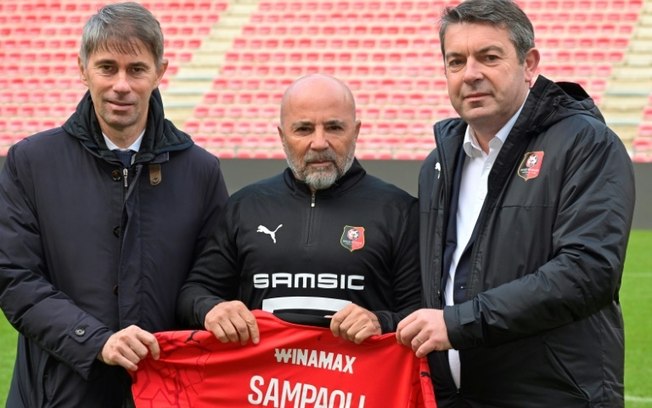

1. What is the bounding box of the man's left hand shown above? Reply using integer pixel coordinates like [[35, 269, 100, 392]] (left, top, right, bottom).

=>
[[329, 303, 381, 344]]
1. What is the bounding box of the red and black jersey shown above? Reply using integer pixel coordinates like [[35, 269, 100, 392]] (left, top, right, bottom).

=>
[[132, 311, 436, 408]]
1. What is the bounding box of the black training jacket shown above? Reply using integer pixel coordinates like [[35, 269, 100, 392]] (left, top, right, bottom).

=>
[[178, 159, 421, 332]]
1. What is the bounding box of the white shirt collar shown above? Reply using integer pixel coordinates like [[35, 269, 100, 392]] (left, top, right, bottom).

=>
[[103, 130, 145, 152], [462, 96, 528, 158]]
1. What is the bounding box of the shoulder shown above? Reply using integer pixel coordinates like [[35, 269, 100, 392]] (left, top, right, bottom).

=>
[[172, 144, 224, 174], [230, 173, 286, 201], [6, 127, 75, 164], [179, 144, 219, 162], [543, 112, 626, 155], [356, 173, 417, 206], [360, 173, 412, 195]]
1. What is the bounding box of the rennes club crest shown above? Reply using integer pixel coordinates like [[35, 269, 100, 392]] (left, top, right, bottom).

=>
[[340, 226, 365, 252]]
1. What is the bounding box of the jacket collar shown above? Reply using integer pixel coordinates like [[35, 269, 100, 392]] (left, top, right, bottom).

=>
[[282, 158, 367, 197], [61, 88, 194, 164]]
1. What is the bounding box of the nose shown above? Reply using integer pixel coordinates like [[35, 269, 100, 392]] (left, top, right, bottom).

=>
[[112, 71, 131, 93], [462, 58, 483, 83], [310, 127, 329, 150]]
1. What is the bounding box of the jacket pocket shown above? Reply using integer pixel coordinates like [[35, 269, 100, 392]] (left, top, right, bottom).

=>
[[543, 339, 591, 401]]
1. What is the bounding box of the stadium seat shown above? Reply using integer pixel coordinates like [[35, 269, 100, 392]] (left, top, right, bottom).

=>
[[631, 138, 652, 162], [0, 0, 645, 160]]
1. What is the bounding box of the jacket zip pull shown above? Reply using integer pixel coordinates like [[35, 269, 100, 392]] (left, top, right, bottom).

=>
[[123, 168, 129, 189], [311, 192, 316, 208]]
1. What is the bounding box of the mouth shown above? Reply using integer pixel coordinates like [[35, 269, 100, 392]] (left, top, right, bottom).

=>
[[306, 160, 333, 167], [464, 92, 490, 101], [106, 100, 134, 110]]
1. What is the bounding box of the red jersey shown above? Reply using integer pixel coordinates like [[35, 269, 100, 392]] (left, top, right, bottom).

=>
[[132, 310, 436, 407]]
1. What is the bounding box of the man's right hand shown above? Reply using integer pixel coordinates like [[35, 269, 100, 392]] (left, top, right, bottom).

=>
[[204, 300, 260, 345], [98, 325, 159, 372]]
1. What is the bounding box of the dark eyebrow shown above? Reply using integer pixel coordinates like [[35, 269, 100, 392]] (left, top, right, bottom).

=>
[[291, 120, 314, 130], [129, 62, 150, 69], [477, 45, 505, 55], [324, 119, 346, 127], [444, 51, 464, 60], [445, 45, 505, 60], [93, 58, 117, 66], [92, 59, 150, 70]]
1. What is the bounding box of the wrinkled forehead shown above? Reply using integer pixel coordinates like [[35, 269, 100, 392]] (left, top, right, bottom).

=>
[[281, 78, 356, 125], [282, 98, 355, 130]]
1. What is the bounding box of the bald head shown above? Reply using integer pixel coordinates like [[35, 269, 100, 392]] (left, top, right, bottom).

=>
[[279, 74, 357, 128], [277, 74, 361, 192]]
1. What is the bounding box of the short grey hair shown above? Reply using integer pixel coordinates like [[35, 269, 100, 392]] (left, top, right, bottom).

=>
[[79, 2, 165, 69], [439, 0, 535, 64]]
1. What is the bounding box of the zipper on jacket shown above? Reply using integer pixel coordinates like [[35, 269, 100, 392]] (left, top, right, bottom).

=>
[[122, 168, 129, 189], [304, 191, 317, 244]]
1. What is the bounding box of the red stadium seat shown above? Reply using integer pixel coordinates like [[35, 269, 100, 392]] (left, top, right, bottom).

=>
[[0, 0, 643, 160]]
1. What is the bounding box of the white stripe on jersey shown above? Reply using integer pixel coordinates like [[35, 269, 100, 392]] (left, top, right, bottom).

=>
[[262, 296, 351, 313]]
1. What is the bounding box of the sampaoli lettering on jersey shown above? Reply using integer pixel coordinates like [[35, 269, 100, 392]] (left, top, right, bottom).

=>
[[248, 376, 366, 408], [247, 348, 362, 407], [131, 311, 435, 407]]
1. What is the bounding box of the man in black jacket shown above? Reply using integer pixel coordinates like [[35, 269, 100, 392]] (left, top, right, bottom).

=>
[[178, 74, 421, 345], [396, 1, 635, 407], [0, 3, 228, 406]]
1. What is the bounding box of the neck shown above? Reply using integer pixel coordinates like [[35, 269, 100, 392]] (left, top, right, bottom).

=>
[[104, 128, 144, 150]]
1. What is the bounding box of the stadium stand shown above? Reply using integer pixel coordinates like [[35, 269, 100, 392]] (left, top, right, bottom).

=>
[[632, 92, 652, 162], [0, 0, 650, 161]]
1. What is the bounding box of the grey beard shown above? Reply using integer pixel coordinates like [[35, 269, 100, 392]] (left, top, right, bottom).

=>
[[304, 169, 339, 191], [282, 137, 356, 191], [302, 151, 355, 191]]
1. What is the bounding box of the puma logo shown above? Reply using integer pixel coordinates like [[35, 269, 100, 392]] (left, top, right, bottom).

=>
[[257, 224, 283, 244]]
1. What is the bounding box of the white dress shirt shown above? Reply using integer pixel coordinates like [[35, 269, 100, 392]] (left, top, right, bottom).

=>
[[445, 103, 525, 389]]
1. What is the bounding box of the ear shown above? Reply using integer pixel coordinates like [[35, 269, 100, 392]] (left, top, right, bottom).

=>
[[78, 55, 89, 87], [523, 48, 540, 85], [353, 120, 361, 143], [155, 59, 169, 88]]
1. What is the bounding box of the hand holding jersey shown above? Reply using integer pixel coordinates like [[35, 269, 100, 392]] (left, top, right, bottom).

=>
[[98, 325, 160, 371], [204, 300, 260, 345], [133, 311, 436, 408], [329, 303, 382, 344], [205, 300, 382, 346], [396, 308, 452, 358]]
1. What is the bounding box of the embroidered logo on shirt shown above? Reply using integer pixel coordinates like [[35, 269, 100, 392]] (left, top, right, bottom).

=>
[[518, 151, 544, 181], [257, 224, 283, 244], [340, 226, 365, 252]]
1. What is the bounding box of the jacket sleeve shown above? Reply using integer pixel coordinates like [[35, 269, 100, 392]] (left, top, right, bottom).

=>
[[375, 197, 422, 332], [0, 146, 113, 380], [444, 121, 636, 349], [191, 155, 230, 266], [177, 199, 240, 329]]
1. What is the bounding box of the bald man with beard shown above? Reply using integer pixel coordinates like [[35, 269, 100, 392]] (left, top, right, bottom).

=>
[[178, 74, 422, 346]]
